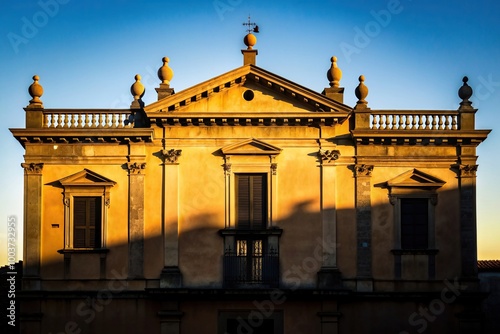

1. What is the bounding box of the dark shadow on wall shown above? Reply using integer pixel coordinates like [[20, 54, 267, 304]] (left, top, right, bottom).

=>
[[14, 185, 495, 334]]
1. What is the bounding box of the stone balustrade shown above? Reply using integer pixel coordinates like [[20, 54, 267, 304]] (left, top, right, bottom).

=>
[[369, 111, 459, 130], [42, 110, 133, 129]]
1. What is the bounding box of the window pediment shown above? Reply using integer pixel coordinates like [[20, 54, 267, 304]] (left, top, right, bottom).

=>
[[221, 138, 282, 156], [58, 169, 116, 188], [385, 169, 445, 189]]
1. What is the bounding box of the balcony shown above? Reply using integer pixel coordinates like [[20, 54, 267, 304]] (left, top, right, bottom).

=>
[[223, 249, 279, 288]]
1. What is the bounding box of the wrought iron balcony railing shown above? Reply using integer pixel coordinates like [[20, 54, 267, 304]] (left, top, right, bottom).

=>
[[223, 250, 279, 288]]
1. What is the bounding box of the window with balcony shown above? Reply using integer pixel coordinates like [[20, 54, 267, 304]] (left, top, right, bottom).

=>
[[219, 139, 282, 288]]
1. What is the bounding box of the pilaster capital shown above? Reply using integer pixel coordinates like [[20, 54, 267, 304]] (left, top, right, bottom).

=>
[[127, 162, 147, 174], [161, 149, 182, 164], [21, 162, 44, 175], [355, 164, 374, 177], [319, 149, 341, 164], [459, 164, 478, 177]]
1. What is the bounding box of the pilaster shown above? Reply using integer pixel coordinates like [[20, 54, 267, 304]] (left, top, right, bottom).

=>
[[354, 164, 374, 292], [317, 149, 342, 289], [458, 164, 478, 279], [127, 161, 146, 279], [160, 148, 183, 288], [21, 162, 43, 290]]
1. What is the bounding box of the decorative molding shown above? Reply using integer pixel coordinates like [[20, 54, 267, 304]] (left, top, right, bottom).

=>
[[430, 194, 438, 206], [355, 164, 374, 177], [459, 164, 478, 177], [161, 149, 182, 164], [63, 197, 70, 207], [223, 156, 232, 175], [127, 162, 147, 174], [270, 163, 278, 175], [21, 162, 44, 174], [389, 195, 397, 206], [319, 149, 341, 163], [105, 198, 111, 207]]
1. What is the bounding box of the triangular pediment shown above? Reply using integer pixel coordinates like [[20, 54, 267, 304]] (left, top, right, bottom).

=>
[[386, 169, 445, 188], [144, 64, 352, 116], [221, 138, 282, 155], [59, 169, 116, 187]]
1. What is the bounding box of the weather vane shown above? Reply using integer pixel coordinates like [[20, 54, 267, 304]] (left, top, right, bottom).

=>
[[243, 15, 259, 34]]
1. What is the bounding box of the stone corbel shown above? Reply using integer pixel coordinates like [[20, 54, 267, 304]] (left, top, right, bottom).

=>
[[127, 162, 147, 174], [430, 194, 438, 206], [270, 163, 278, 175], [223, 156, 232, 176], [389, 194, 397, 206], [21, 162, 44, 174], [161, 149, 182, 164], [355, 164, 374, 177]]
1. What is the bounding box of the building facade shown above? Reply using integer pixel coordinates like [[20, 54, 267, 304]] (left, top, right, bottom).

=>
[[11, 34, 490, 333]]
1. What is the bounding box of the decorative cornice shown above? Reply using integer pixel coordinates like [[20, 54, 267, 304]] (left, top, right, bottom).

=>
[[355, 164, 374, 177], [161, 149, 182, 164], [21, 162, 43, 174], [127, 162, 147, 174], [459, 164, 478, 177], [319, 149, 341, 163]]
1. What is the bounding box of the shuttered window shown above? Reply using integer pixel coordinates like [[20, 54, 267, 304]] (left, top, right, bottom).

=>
[[236, 174, 267, 230], [73, 197, 101, 248], [401, 198, 428, 249]]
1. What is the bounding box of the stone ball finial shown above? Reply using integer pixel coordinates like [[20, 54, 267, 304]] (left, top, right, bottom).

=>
[[130, 74, 145, 100], [158, 56, 174, 86], [243, 33, 257, 50], [458, 76, 473, 104], [355, 75, 368, 105], [327, 56, 342, 88], [28, 75, 43, 106]]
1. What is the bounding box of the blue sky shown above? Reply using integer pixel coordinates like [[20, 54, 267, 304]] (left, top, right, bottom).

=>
[[1, 0, 499, 264]]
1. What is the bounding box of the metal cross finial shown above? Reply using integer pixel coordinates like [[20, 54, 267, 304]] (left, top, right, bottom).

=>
[[243, 15, 259, 33]]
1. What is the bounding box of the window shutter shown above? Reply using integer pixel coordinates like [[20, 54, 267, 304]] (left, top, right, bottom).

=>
[[251, 175, 265, 229], [73, 197, 101, 248], [236, 174, 266, 230], [73, 197, 87, 248], [237, 175, 251, 229]]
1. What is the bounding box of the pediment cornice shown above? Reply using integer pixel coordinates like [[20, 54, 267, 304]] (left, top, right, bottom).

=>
[[385, 169, 445, 189], [144, 64, 352, 118], [58, 169, 116, 187], [221, 138, 282, 156]]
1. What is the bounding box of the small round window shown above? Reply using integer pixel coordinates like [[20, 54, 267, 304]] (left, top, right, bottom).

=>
[[243, 89, 254, 101]]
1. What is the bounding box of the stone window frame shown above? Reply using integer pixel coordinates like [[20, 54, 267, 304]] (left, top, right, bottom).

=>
[[62, 189, 111, 250], [57, 169, 115, 251], [390, 192, 438, 252]]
